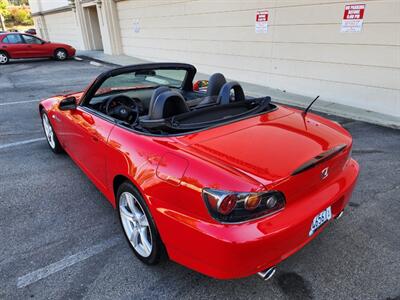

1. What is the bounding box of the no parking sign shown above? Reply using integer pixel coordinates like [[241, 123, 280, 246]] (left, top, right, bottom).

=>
[[341, 4, 366, 32], [255, 10, 269, 33]]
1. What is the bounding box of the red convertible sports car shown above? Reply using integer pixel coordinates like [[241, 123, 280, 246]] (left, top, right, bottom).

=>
[[39, 63, 359, 280]]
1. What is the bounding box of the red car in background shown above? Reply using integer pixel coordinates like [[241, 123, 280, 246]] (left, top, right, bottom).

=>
[[39, 63, 359, 280], [0, 32, 75, 64]]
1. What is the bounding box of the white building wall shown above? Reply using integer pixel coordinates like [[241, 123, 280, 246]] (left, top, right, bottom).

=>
[[28, 0, 41, 13], [116, 0, 400, 117], [42, 11, 83, 49], [30, 0, 69, 14], [32, 11, 84, 49], [30, 0, 84, 50]]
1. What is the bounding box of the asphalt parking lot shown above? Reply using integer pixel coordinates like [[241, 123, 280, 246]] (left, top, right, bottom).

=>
[[0, 58, 399, 300]]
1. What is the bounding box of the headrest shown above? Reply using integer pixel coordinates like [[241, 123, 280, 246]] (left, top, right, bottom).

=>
[[148, 91, 189, 120], [148, 86, 170, 113], [217, 81, 245, 105], [207, 73, 227, 96]]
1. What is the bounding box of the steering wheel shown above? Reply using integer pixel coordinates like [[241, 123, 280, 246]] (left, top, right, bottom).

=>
[[104, 95, 140, 124]]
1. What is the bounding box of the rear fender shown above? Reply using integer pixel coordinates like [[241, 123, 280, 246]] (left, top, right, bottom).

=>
[[0, 50, 10, 58]]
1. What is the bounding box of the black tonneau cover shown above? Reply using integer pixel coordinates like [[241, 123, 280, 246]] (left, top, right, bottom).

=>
[[139, 97, 274, 133]]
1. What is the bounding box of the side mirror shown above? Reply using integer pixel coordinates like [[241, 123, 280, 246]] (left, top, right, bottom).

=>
[[59, 96, 77, 110]]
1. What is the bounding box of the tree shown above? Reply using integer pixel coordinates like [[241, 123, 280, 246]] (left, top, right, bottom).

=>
[[7, 5, 33, 25], [13, 7, 31, 24], [0, 0, 10, 19]]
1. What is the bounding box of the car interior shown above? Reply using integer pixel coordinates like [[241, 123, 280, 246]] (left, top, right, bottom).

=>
[[83, 68, 276, 135]]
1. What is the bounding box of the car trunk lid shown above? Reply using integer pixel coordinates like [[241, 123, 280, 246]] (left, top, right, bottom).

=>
[[179, 108, 352, 201]]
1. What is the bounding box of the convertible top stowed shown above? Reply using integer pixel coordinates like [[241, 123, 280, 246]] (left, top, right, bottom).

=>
[[69, 62, 279, 135]]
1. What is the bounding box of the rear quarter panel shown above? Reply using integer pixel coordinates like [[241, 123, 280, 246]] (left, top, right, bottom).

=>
[[105, 126, 264, 213], [105, 125, 265, 254]]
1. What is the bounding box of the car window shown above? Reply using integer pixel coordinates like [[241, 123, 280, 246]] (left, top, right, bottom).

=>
[[22, 35, 43, 45], [94, 69, 187, 97], [2, 34, 24, 44]]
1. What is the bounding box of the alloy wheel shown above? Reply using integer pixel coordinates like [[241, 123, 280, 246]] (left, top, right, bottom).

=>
[[0, 53, 8, 64], [119, 192, 153, 257], [42, 113, 56, 149], [56, 50, 67, 60]]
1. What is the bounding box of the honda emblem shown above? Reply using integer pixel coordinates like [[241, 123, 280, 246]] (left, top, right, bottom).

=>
[[321, 167, 329, 180]]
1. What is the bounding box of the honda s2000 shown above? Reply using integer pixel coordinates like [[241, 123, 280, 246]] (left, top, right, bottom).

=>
[[39, 63, 359, 280]]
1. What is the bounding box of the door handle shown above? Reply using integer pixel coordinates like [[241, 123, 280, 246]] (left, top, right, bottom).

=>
[[81, 112, 94, 124], [92, 136, 99, 142], [2, 46, 7, 49]]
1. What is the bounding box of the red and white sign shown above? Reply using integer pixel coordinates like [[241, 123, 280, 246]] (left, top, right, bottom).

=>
[[255, 10, 269, 33], [341, 4, 365, 32]]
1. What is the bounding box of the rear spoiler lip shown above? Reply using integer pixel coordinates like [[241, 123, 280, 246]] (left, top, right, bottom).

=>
[[291, 144, 348, 176]]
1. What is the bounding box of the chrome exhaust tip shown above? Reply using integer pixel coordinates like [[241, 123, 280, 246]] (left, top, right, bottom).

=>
[[335, 210, 344, 220], [257, 266, 276, 281]]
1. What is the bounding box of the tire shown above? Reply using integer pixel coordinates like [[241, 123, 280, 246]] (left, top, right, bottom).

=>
[[54, 48, 68, 61], [41, 110, 63, 153], [117, 181, 165, 265], [0, 51, 9, 64]]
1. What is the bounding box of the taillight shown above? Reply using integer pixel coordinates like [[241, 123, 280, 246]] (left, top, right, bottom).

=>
[[202, 188, 285, 223], [218, 194, 238, 215], [244, 194, 261, 210]]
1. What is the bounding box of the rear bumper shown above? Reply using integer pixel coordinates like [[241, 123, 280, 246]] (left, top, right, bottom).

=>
[[158, 159, 359, 279]]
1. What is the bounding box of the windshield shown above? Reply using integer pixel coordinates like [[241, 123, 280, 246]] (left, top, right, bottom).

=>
[[95, 69, 187, 96]]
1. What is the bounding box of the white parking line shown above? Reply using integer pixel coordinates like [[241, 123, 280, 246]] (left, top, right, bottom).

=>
[[0, 138, 46, 150], [90, 61, 103, 67], [0, 99, 40, 106], [17, 237, 121, 289]]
